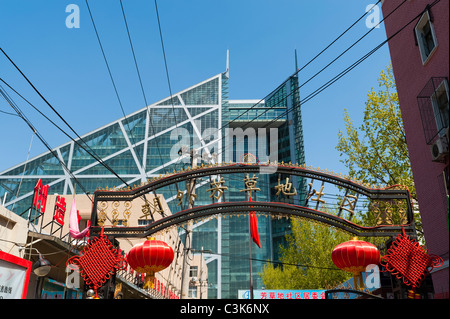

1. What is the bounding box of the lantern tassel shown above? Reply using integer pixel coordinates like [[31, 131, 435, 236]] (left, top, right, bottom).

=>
[[353, 272, 364, 291], [144, 272, 155, 289]]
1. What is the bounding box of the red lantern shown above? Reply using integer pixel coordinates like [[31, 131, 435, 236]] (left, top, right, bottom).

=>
[[331, 237, 380, 290], [127, 237, 174, 289]]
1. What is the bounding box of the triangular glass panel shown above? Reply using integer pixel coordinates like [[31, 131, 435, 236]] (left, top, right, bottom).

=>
[[71, 123, 127, 172], [156, 96, 181, 106], [2, 152, 66, 176], [146, 122, 193, 171], [147, 107, 188, 137], [186, 107, 215, 117], [122, 110, 147, 143], [80, 150, 140, 175], [181, 78, 219, 105]]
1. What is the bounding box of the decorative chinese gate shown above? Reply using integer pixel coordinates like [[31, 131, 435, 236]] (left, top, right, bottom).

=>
[[85, 162, 420, 299], [89, 162, 417, 239]]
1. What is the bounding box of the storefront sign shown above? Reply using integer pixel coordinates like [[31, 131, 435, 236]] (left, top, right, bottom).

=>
[[33, 179, 49, 214], [238, 289, 326, 300], [0, 252, 32, 299]]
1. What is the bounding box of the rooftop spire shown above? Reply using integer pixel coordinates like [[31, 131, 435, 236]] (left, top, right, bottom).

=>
[[226, 49, 229, 78]]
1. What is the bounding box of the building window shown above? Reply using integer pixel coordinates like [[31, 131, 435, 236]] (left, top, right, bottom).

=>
[[417, 77, 449, 145], [188, 285, 197, 298], [189, 266, 198, 278], [431, 79, 449, 137], [415, 10, 438, 64], [138, 219, 152, 226]]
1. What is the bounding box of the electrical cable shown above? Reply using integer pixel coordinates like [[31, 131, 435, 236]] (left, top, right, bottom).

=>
[[192, 249, 341, 271], [183, 0, 385, 156], [0, 0, 388, 207], [0, 84, 93, 201], [154, 0, 179, 129], [85, 0, 127, 121], [0, 77, 128, 193], [0, 49, 131, 189], [118, 0, 182, 214], [212, 0, 431, 162], [0, 108, 19, 117], [86, 0, 147, 170], [85, 0, 165, 221], [257, 0, 440, 132]]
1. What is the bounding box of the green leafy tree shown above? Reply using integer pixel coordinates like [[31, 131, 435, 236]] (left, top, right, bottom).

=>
[[336, 64, 422, 239], [260, 218, 351, 290], [336, 65, 414, 197]]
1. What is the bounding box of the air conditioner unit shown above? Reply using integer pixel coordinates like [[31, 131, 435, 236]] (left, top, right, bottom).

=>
[[430, 137, 449, 162]]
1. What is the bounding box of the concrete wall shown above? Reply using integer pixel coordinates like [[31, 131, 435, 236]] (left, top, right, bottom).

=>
[[0, 205, 28, 256]]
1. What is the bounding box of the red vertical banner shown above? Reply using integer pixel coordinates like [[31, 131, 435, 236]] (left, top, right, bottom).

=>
[[33, 179, 49, 214], [248, 195, 261, 248]]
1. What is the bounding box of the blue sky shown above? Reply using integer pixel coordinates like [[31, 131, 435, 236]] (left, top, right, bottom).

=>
[[0, 0, 392, 176]]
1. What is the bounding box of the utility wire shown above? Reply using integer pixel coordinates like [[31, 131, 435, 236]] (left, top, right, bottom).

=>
[[199, 1, 383, 138], [174, 0, 397, 160], [154, 0, 179, 129], [84, 0, 147, 189], [0, 48, 131, 188], [212, 0, 421, 161], [192, 249, 341, 271], [0, 84, 93, 201], [0, 0, 382, 197], [0, 77, 127, 190], [119, 0, 180, 201], [85, 0, 127, 121], [119, 0, 149, 107], [257, 0, 439, 131], [0, 108, 20, 117]]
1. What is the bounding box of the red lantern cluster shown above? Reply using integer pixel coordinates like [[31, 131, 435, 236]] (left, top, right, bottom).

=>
[[332, 237, 380, 289], [127, 237, 174, 289]]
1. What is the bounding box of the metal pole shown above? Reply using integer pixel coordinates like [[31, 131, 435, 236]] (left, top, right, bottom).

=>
[[248, 190, 254, 299], [181, 149, 197, 299], [200, 246, 203, 299], [249, 214, 254, 299]]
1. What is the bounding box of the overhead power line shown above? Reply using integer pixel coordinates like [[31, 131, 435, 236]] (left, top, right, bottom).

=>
[[118, 0, 171, 175], [213, 0, 432, 161], [0, 48, 131, 188], [217, 1, 383, 129], [85, 0, 127, 120], [0, 83, 93, 201], [186, 0, 400, 157], [258, 0, 441, 130], [154, 0, 180, 129]]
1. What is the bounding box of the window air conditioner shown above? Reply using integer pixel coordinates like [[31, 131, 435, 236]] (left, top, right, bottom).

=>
[[430, 136, 449, 162]]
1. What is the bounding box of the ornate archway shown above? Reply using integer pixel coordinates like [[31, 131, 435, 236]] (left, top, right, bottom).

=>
[[89, 162, 417, 239]]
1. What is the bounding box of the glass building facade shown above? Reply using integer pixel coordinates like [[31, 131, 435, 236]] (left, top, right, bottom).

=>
[[0, 69, 306, 299]]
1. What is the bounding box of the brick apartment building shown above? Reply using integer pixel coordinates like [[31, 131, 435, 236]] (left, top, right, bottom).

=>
[[382, 0, 449, 298]]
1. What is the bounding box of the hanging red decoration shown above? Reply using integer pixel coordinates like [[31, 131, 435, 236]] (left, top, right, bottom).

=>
[[66, 228, 126, 298], [332, 237, 380, 290], [381, 228, 443, 291], [127, 237, 174, 289]]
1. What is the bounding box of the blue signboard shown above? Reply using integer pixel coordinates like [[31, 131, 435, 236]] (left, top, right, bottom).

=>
[[238, 289, 326, 300]]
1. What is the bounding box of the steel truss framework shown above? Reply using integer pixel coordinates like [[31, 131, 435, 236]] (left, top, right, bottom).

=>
[[0, 73, 225, 215], [90, 163, 417, 239]]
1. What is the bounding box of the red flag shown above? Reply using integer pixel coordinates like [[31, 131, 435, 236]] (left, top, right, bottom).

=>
[[249, 195, 261, 248]]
